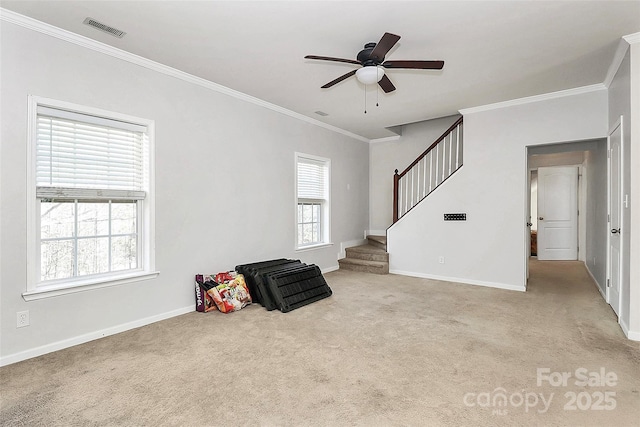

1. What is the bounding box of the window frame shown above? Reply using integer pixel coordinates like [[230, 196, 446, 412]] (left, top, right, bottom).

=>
[[295, 152, 331, 250], [25, 96, 157, 301], [38, 198, 141, 281]]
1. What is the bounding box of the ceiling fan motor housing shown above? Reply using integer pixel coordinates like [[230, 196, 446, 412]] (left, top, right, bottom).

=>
[[357, 42, 382, 65]]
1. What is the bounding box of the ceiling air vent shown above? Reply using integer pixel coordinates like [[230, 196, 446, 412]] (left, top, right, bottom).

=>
[[83, 18, 126, 38], [314, 111, 329, 117]]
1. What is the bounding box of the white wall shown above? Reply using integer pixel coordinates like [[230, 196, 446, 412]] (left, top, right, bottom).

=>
[[584, 141, 608, 293], [608, 48, 631, 333], [612, 39, 640, 340], [630, 42, 640, 339], [0, 22, 369, 363], [369, 115, 460, 232], [388, 89, 608, 290]]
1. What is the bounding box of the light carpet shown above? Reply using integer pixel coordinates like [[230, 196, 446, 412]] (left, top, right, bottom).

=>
[[1, 260, 639, 426]]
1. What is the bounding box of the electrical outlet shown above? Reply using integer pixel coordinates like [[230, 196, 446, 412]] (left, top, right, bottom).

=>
[[17, 310, 29, 328], [438, 256, 445, 264]]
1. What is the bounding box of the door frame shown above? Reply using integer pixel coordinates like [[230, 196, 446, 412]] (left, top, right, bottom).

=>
[[525, 149, 532, 287], [606, 116, 624, 321], [524, 144, 590, 288]]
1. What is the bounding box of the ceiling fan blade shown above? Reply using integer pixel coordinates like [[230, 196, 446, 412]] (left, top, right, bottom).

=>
[[369, 32, 401, 62], [321, 69, 357, 88], [382, 60, 445, 70], [305, 55, 361, 65], [378, 74, 396, 93]]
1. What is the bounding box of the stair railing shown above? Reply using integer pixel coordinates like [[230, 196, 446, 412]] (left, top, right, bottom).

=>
[[393, 117, 463, 223]]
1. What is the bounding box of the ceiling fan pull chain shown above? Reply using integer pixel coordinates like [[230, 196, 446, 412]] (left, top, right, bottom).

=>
[[376, 81, 379, 107], [364, 85, 367, 114]]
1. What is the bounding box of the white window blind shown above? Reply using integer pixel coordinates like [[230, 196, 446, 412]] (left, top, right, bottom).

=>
[[297, 157, 327, 200], [296, 154, 330, 248], [26, 97, 156, 297], [36, 106, 147, 197]]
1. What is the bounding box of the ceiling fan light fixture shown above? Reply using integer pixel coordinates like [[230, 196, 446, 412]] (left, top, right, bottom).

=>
[[356, 66, 384, 85], [306, 32, 443, 93]]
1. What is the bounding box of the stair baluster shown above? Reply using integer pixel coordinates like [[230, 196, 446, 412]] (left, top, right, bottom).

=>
[[392, 117, 463, 224]]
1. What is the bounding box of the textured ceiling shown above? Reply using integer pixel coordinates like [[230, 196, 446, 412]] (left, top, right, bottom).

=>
[[2, 1, 639, 139]]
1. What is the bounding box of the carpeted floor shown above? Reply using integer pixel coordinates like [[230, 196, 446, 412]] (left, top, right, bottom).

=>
[[1, 260, 639, 426]]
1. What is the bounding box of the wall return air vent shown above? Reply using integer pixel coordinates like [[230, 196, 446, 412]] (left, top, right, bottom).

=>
[[83, 18, 126, 38]]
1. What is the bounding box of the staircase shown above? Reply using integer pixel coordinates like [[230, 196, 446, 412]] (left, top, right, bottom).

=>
[[338, 235, 389, 274], [393, 116, 463, 223], [339, 117, 463, 275]]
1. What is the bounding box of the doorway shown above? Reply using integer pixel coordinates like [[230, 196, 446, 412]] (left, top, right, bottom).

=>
[[607, 118, 623, 318], [528, 150, 585, 262], [526, 140, 607, 290]]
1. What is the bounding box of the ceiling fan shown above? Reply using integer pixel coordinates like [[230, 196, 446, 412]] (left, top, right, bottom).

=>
[[305, 32, 444, 93]]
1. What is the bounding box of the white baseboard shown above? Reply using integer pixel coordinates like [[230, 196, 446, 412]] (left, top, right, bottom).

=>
[[583, 263, 640, 341], [389, 270, 526, 292], [620, 318, 640, 341], [338, 238, 367, 259], [0, 305, 194, 367], [584, 262, 606, 299], [366, 229, 387, 238], [322, 265, 339, 274]]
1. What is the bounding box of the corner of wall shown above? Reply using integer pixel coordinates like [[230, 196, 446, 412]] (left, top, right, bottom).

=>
[[620, 318, 640, 341], [585, 262, 606, 299], [604, 39, 631, 88]]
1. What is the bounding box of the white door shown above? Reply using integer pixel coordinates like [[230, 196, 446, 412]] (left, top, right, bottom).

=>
[[537, 166, 578, 260], [608, 122, 622, 317]]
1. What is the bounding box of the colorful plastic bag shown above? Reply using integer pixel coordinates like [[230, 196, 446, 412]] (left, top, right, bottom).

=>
[[195, 272, 251, 313]]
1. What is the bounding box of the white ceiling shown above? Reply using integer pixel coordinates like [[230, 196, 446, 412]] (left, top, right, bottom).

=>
[[2, 1, 639, 139]]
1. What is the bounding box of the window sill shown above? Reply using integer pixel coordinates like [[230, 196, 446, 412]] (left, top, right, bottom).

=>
[[23, 271, 160, 301], [295, 242, 334, 252]]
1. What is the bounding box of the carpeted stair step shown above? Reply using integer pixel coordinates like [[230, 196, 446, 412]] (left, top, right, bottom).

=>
[[345, 244, 389, 262], [338, 257, 389, 275], [367, 235, 387, 251]]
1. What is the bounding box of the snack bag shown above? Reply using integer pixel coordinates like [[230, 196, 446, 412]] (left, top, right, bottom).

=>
[[210, 273, 252, 313], [194, 274, 219, 312], [215, 271, 234, 284]]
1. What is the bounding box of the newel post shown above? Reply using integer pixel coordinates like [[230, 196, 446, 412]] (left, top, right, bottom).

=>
[[393, 169, 399, 223]]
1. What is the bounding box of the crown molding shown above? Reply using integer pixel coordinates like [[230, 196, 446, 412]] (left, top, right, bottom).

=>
[[458, 83, 606, 115], [0, 8, 369, 143], [603, 39, 630, 88], [369, 135, 401, 144], [623, 32, 640, 44]]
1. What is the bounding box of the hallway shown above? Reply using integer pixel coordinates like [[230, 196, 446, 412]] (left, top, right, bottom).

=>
[[526, 259, 628, 345]]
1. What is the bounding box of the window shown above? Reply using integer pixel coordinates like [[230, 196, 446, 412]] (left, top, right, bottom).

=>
[[296, 153, 330, 248], [26, 97, 156, 299]]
